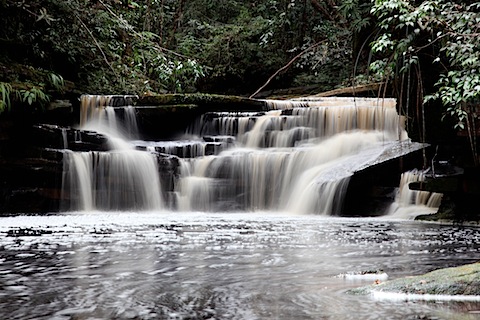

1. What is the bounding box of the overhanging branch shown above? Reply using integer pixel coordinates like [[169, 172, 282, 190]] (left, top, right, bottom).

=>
[[249, 40, 326, 99]]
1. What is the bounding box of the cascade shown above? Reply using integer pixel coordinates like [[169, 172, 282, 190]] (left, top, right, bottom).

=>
[[80, 95, 139, 140], [388, 169, 443, 218], [61, 95, 164, 211], [62, 95, 425, 215], [176, 97, 413, 214]]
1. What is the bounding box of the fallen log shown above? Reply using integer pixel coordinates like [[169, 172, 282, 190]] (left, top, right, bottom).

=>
[[312, 82, 385, 97]]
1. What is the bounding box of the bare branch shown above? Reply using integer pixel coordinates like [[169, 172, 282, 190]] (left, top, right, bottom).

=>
[[250, 40, 326, 99], [74, 13, 117, 76]]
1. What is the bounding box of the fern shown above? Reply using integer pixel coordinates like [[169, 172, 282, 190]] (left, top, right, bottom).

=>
[[19, 86, 50, 107], [0, 82, 13, 113], [48, 73, 65, 92]]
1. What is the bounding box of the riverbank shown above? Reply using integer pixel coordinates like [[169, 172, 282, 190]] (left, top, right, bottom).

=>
[[348, 262, 480, 300]]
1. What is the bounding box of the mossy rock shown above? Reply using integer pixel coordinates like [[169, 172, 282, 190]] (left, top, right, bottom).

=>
[[348, 262, 480, 296], [134, 104, 199, 113], [137, 93, 267, 111]]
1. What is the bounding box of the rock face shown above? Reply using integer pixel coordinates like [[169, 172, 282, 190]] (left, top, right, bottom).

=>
[[0, 121, 110, 214], [348, 262, 480, 297], [410, 165, 480, 222], [137, 93, 267, 111], [133, 94, 267, 139], [0, 121, 184, 214]]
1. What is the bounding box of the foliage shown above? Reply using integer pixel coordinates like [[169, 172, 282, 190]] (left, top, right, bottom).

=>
[[48, 73, 65, 92], [338, 0, 372, 33], [369, 0, 480, 163], [0, 0, 208, 98], [370, 1, 480, 128], [0, 81, 52, 112], [18, 86, 50, 107], [0, 0, 361, 101], [0, 83, 13, 113]]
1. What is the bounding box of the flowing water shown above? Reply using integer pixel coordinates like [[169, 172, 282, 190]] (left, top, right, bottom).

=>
[[2, 95, 474, 319], [0, 213, 479, 319], [63, 95, 426, 214]]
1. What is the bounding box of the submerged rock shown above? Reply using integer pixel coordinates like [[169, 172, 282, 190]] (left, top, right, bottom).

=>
[[348, 262, 480, 298]]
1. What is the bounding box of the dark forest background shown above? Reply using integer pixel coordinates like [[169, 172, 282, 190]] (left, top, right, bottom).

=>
[[1, 0, 479, 164]]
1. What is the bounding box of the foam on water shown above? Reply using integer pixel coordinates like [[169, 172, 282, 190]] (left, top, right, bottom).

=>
[[372, 291, 480, 302], [1, 213, 479, 319]]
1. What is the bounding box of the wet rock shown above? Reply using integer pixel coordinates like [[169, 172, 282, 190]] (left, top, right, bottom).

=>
[[32, 124, 68, 149], [46, 99, 72, 112], [204, 142, 224, 156], [348, 262, 480, 297], [1, 187, 61, 214], [32, 124, 109, 151], [412, 167, 480, 222], [156, 153, 180, 193], [203, 136, 235, 144], [137, 93, 267, 111], [7, 228, 53, 237]]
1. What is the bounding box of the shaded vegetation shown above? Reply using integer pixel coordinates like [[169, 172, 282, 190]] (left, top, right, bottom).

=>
[[0, 0, 361, 100], [368, 1, 480, 165], [0, 0, 479, 165]]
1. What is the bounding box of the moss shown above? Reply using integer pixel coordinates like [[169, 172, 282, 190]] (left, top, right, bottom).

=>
[[137, 93, 267, 111], [348, 262, 480, 296], [134, 104, 199, 112]]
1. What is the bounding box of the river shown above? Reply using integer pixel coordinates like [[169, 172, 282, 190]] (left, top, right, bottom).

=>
[[1, 212, 479, 319]]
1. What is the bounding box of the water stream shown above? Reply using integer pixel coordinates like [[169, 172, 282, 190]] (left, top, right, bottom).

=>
[[0, 213, 479, 319]]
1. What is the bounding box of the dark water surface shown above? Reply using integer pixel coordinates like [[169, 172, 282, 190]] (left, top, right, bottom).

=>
[[0, 212, 479, 319]]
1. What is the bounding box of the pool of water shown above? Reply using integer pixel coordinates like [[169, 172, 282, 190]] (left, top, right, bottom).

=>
[[0, 212, 479, 319]]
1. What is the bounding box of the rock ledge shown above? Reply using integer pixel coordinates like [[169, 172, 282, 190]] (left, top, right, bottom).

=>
[[348, 262, 480, 300]]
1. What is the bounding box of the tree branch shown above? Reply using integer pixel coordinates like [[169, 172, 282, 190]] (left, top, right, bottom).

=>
[[249, 40, 326, 99], [74, 13, 117, 76]]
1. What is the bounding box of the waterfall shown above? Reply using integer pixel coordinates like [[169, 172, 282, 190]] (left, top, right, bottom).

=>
[[176, 98, 411, 215], [61, 95, 164, 211], [388, 169, 443, 219], [61, 149, 163, 211], [61, 128, 68, 149], [188, 102, 406, 146], [62, 95, 424, 215], [175, 131, 402, 214]]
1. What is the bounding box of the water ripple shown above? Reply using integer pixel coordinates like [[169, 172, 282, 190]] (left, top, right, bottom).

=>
[[0, 213, 479, 319]]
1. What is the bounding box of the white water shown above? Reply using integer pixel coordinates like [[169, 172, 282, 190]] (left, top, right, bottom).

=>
[[372, 291, 480, 302], [177, 98, 411, 214], [176, 131, 398, 214], [61, 150, 163, 211], [64, 95, 433, 215], [62, 95, 163, 211], [388, 169, 443, 219]]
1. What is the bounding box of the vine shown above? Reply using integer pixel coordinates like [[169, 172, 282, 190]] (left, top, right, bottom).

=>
[[369, 0, 480, 165]]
